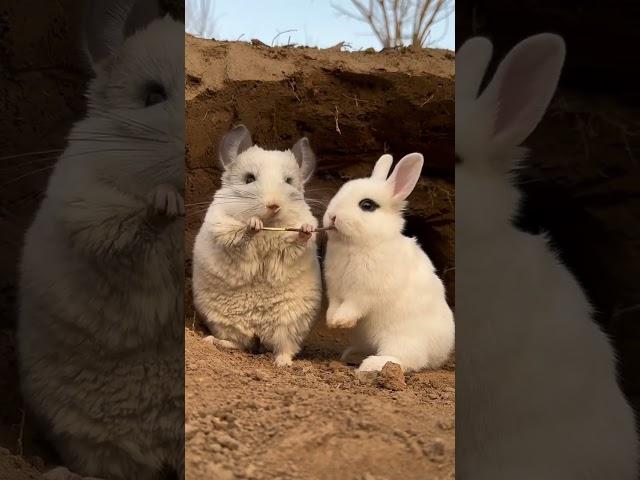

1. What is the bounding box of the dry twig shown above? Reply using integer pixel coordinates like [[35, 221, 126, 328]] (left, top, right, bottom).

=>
[[333, 0, 452, 48]]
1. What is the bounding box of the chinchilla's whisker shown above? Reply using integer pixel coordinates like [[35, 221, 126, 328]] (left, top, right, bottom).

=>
[[0, 149, 64, 162], [92, 107, 181, 143], [222, 185, 260, 199], [92, 107, 163, 133], [70, 131, 170, 144], [0, 165, 56, 186], [0, 156, 59, 170], [236, 205, 263, 216], [1, 146, 171, 186], [303, 187, 334, 193], [187, 208, 210, 217]]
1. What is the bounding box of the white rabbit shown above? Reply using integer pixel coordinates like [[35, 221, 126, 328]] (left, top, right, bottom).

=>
[[18, 2, 185, 479], [192, 124, 322, 367], [456, 33, 638, 478], [322, 153, 454, 372]]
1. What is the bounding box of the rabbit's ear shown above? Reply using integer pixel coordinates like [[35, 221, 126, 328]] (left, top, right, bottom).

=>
[[371, 154, 393, 180], [387, 153, 424, 201], [291, 137, 316, 183], [219, 124, 253, 168], [83, 0, 160, 70], [456, 37, 493, 101], [480, 33, 565, 148]]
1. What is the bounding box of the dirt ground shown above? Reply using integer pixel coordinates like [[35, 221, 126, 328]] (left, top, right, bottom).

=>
[[184, 38, 456, 479], [185, 329, 455, 480]]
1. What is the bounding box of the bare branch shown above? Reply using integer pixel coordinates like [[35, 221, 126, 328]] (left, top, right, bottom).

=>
[[333, 0, 452, 48]]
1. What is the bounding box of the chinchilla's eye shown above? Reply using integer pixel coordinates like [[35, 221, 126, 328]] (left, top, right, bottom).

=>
[[359, 198, 379, 212], [285, 177, 293, 184], [144, 81, 167, 107], [455, 154, 463, 165], [245, 173, 256, 184]]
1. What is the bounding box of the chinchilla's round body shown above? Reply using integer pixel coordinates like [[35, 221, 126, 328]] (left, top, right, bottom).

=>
[[18, 3, 185, 479], [192, 125, 322, 367]]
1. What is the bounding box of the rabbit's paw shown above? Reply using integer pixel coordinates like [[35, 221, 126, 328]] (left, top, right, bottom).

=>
[[147, 184, 184, 218], [327, 302, 360, 329], [358, 355, 402, 372]]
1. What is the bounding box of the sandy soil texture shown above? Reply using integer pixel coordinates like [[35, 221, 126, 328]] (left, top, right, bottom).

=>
[[185, 329, 455, 480]]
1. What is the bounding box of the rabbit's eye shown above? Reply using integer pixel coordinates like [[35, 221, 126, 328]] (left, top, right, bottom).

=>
[[245, 173, 256, 184], [455, 154, 463, 165], [144, 82, 167, 107], [359, 198, 379, 212], [285, 177, 293, 185]]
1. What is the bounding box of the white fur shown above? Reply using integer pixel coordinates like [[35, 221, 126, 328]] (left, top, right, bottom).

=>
[[322, 153, 454, 372], [192, 129, 322, 367], [18, 11, 185, 480], [456, 34, 638, 478]]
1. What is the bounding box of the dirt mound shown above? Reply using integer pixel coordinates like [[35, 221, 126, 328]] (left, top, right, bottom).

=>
[[185, 37, 455, 479]]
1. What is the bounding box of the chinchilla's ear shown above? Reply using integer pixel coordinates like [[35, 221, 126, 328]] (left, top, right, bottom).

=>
[[291, 137, 316, 183], [83, 0, 161, 70], [371, 154, 393, 180], [219, 124, 253, 168], [387, 153, 424, 202]]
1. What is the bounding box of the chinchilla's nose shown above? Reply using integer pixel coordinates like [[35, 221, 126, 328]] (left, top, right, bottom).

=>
[[330, 215, 336, 223], [266, 203, 281, 214]]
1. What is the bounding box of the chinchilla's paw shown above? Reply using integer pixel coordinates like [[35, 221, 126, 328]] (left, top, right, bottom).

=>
[[358, 355, 402, 372], [247, 216, 263, 233], [147, 184, 184, 218], [297, 223, 314, 242], [44, 466, 105, 480], [202, 335, 242, 350], [274, 353, 293, 367]]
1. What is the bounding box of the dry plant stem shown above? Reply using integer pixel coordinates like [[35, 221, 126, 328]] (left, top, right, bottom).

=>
[[334, 0, 451, 48], [261, 226, 335, 232]]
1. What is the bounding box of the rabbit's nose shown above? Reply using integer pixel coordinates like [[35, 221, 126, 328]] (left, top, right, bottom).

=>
[[267, 203, 280, 212], [330, 215, 336, 223]]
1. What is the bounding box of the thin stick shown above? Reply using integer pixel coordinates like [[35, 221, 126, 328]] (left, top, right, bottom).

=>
[[261, 226, 335, 232]]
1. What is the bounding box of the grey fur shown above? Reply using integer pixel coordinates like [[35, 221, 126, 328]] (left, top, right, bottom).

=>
[[18, 10, 184, 480]]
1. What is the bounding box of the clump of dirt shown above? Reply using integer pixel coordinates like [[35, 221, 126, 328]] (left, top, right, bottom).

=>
[[185, 37, 455, 479]]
